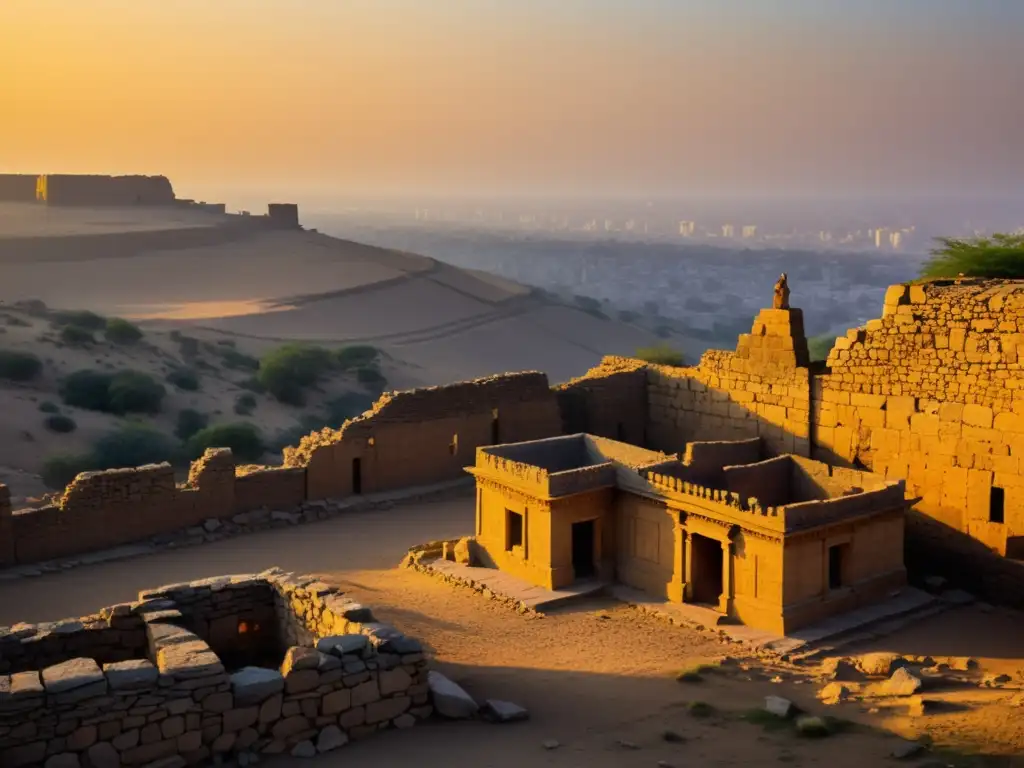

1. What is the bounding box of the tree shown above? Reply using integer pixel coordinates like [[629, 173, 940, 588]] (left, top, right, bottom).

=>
[[920, 233, 1024, 280], [258, 344, 335, 405], [104, 317, 144, 344], [808, 335, 837, 363], [186, 422, 265, 463]]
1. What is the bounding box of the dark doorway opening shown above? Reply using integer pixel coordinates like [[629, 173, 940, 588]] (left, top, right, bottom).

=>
[[352, 457, 362, 495], [616, 422, 625, 441], [491, 408, 500, 444], [990, 486, 1006, 524], [690, 534, 724, 606], [828, 544, 847, 590], [571, 520, 596, 579]]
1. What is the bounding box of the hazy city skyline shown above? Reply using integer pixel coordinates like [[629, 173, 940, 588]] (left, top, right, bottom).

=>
[[3, 0, 1023, 203]]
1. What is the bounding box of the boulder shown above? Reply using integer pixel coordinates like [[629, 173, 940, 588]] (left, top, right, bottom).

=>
[[891, 740, 925, 760], [290, 741, 316, 758], [855, 652, 908, 677], [764, 696, 794, 718], [820, 657, 861, 682], [315, 725, 348, 753], [316, 635, 369, 657], [427, 671, 479, 719], [453, 537, 478, 566], [482, 699, 529, 723], [817, 683, 850, 706], [882, 667, 923, 697]]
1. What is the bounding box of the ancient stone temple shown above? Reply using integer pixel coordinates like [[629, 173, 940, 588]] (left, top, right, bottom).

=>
[[466, 433, 907, 634]]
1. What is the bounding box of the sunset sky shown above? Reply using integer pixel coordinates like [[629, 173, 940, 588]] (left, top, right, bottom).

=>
[[2, 0, 1022, 202]]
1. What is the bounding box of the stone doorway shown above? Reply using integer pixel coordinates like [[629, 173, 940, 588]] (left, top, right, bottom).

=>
[[572, 520, 596, 579], [690, 534, 724, 607]]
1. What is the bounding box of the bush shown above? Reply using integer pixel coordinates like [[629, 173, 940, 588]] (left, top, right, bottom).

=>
[[44, 414, 77, 433], [234, 393, 257, 416], [335, 345, 380, 369], [41, 453, 97, 490], [0, 350, 43, 382], [324, 393, 376, 427], [635, 344, 685, 367], [60, 369, 165, 414], [92, 423, 179, 469], [920, 233, 1024, 279], [808, 334, 837, 363], [175, 334, 200, 358], [355, 365, 387, 392], [104, 318, 143, 344], [175, 409, 209, 440], [51, 309, 106, 330], [185, 422, 265, 462], [59, 325, 94, 345], [38, 400, 60, 413], [258, 344, 335, 404], [219, 348, 259, 371], [237, 376, 265, 393], [166, 368, 200, 391]]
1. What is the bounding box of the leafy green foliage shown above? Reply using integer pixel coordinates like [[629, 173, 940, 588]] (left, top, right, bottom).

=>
[[59, 325, 94, 345], [166, 368, 200, 391], [175, 409, 209, 440], [0, 350, 43, 381], [60, 369, 166, 414], [51, 309, 106, 330], [41, 453, 97, 490], [219, 348, 259, 371], [258, 344, 335, 405], [920, 233, 1024, 279], [92, 423, 179, 469], [185, 422, 265, 462], [808, 334, 837, 362], [335, 345, 380, 369], [234, 393, 257, 415], [355, 365, 387, 392], [44, 414, 77, 433], [104, 317, 144, 344], [635, 344, 685, 366]]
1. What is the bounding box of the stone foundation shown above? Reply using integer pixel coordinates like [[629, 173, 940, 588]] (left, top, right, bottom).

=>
[[0, 570, 429, 768]]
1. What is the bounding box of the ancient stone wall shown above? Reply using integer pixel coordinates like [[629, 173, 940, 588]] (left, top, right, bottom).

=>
[[41, 175, 176, 206], [0, 569, 428, 768], [0, 175, 38, 202], [287, 371, 562, 501], [554, 357, 648, 445], [267, 204, 300, 229]]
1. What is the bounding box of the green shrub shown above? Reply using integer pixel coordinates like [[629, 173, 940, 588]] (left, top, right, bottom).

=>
[[104, 318, 143, 345], [324, 393, 376, 427], [60, 369, 165, 414], [175, 409, 209, 441], [234, 393, 257, 415], [219, 348, 259, 371], [51, 309, 106, 330], [186, 422, 265, 463], [166, 368, 200, 391], [355, 365, 387, 391], [38, 400, 60, 413], [635, 344, 685, 366], [0, 350, 43, 382], [237, 376, 265, 393], [41, 453, 97, 490], [258, 344, 335, 404], [175, 334, 200, 358], [335, 345, 380, 369], [59, 325, 94, 345], [808, 334, 837, 363], [920, 233, 1024, 279], [44, 414, 77, 433], [92, 423, 179, 469]]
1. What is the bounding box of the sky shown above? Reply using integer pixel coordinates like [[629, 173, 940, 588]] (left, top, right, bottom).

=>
[[2, 0, 1022, 202]]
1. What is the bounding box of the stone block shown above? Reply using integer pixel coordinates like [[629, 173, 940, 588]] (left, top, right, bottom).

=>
[[222, 706, 258, 732], [315, 635, 369, 657], [281, 647, 320, 677], [230, 667, 284, 706], [43, 658, 106, 695], [104, 660, 158, 691], [284, 670, 319, 695], [350, 680, 380, 706], [365, 695, 410, 724], [271, 715, 309, 740], [378, 668, 412, 696], [85, 742, 120, 768], [321, 689, 352, 716], [426, 672, 478, 719]]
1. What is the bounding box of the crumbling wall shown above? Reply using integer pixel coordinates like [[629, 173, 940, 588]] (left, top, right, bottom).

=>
[[647, 309, 812, 457], [289, 372, 562, 501], [0, 174, 38, 202], [41, 174, 176, 206], [267, 203, 300, 229], [554, 357, 648, 445]]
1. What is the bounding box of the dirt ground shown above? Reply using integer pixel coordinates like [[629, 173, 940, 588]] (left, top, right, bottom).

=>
[[1, 497, 1022, 767]]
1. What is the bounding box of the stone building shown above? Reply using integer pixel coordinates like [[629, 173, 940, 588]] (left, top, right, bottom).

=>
[[466, 433, 908, 634]]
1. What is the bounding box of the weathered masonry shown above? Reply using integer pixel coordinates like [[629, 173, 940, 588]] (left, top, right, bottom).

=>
[[466, 434, 906, 634]]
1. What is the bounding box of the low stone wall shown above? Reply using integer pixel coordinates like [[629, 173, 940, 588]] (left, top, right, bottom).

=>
[[0, 569, 429, 768]]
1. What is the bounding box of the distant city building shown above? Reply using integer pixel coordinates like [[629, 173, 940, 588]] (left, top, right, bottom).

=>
[[679, 220, 696, 237], [742, 225, 757, 239], [722, 224, 735, 238]]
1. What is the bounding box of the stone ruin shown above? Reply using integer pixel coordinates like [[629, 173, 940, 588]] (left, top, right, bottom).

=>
[[0, 569, 428, 768]]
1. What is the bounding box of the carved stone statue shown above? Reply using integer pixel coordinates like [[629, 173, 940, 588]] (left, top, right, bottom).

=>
[[773, 273, 790, 310]]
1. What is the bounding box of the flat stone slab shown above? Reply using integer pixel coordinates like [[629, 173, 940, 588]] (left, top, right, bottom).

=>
[[231, 666, 285, 706], [482, 699, 529, 723], [42, 658, 105, 694], [104, 659, 159, 691], [428, 671, 478, 719], [428, 560, 607, 611], [316, 635, 369, 657], [156, 640, 224, 678]]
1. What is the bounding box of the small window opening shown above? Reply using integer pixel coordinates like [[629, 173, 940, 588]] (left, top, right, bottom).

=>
[[828, 544, 846, 590], [449, 433, 459, 456], [990, 486, 1006, 524], [506, 509, 524, 551]]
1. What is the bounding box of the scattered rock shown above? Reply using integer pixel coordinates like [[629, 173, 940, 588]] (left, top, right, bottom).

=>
[[943, 656, 978, 672], [315, 725, 347, 753], [662, 730, 686, 743], [542, 739, 560, 750], [616, 740, 639, 750], [981, 673, 1012, 688], [817, 682, 851, 705], [764, 695, 795, 719], [290, 740, 316, 758], [923, 575, 947, 591], [906, 696, 941, 717], [230, 667, 285, 706], [821, 657, 861, 682], [203, 518, 221, 533], [882, 667, 923, 697], [891, 739, 925, 759], [427, 671, 479, 719], [856, 652, 908, 677], [394, 714, 416, 729], [481, 699, 529, 723]]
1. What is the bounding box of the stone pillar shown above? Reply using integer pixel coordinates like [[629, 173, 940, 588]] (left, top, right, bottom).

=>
[[735, 308, 810, 369], [670, 527, 687, 603], [683, 532, 694, 602], [0, 483, 13, 567], [718, 539, 734, 615]]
